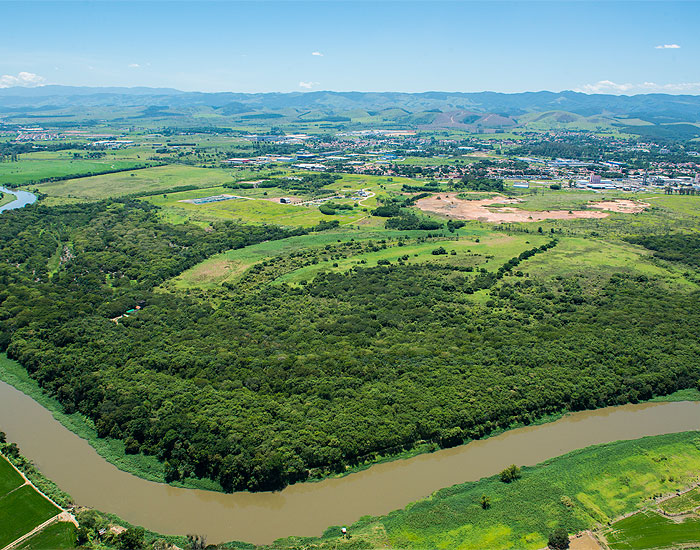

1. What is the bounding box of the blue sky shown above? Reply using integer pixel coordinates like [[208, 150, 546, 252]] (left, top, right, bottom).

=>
[[0, 0, 697, 94]]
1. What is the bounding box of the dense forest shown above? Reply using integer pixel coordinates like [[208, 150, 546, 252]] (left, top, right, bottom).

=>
[[1, 199, 700, 492]]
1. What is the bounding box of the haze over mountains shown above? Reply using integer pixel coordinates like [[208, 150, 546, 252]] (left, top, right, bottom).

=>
[[1, 86, 700, 138]]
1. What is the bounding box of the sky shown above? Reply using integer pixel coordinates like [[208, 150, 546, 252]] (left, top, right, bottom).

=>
[[0, 0, 698, 95]]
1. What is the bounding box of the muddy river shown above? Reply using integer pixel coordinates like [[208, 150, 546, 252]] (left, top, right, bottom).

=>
[[1, 379, 699, 544]]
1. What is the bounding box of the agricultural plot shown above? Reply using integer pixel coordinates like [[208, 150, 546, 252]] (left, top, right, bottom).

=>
[[658, 486, 700, 514], [603, 510, 700, 550], [0, 456, 62, 548], [16, 522, 77, 550]]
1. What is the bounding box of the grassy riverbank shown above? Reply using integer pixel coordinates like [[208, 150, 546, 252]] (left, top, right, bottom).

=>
[[4, 352, 698, 496], [266, 431, 700, 550], [0, 190, 16, 208]]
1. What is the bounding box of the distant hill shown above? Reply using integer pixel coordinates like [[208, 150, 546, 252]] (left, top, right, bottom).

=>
[[1, 87, 699, 135]]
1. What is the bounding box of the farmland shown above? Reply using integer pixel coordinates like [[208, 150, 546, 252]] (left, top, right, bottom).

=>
[[0, 454, 66, 549]]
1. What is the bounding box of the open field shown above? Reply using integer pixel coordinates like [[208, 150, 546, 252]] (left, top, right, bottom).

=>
[[166, 227, 439, 290], [33, 164, 235, 200], [16, 521, 77, 550], [523, 237, 698, 292], [415, 193, 649, 223], [603, 510, 700, 550], [273, 232, 547, 286], [0, 456, 62, 549], [143, 184, 373, 227], [0, 152, 148, 188], [270, 431, 700, 550]]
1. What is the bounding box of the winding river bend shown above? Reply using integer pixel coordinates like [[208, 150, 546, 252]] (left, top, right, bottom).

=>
[[0, 186, 37, 213], [1, 378, 699, 545]]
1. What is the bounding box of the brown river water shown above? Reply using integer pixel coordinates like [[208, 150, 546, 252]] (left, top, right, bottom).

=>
[[1, 379, 699, 545]]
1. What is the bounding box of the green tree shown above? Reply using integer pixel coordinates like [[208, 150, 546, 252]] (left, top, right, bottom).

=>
[[500, 464, 521, 483], [548, 527, 570, 550]]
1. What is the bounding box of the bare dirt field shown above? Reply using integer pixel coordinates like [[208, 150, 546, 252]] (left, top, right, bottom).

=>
[[415, 193, 648, 222], [569, 531, 605, 550]]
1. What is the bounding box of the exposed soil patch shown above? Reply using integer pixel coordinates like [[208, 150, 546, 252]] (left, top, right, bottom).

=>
[[569, 531, 604, 550], [415, 193, 648, 223]]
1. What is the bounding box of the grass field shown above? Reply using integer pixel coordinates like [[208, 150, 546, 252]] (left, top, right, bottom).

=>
[[0, 190, 16, 208], [273, 231, 544, 286], [0, 151, 147, 187], [0, 457, 61, 548], [16, 521, 77, 550], [143, 185, 374, 227], [603, 510, 700, 550], [270, 431, 700, 550], [34, 164, 234, 200]]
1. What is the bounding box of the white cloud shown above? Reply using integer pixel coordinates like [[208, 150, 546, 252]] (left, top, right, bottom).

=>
[[0, 72, 46, 88], [311, 51, 324, 57], [128, 63, 141, 68], [655, 44, 681, 49], [575, 80, 700, 95], [299, 81, 318, 89]]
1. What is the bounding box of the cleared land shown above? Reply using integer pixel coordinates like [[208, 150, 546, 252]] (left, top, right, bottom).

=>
[[415, 193, 648, 222]]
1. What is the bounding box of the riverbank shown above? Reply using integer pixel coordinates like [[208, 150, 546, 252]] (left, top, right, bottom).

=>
[[266, 431, 700, 549], [0, 354, 220, 492], [2, 353, 699, 496], [0, 190, 16, 208]]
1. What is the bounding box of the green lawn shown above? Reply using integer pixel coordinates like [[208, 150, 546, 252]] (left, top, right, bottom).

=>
[[604, 510, 700, 550], [0, 483, 60, 548], [16, 521, 76, 550]]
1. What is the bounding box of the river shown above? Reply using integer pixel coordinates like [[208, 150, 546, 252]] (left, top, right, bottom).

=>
[[0, 186, 37, 213], [0, 378, 698, 544]]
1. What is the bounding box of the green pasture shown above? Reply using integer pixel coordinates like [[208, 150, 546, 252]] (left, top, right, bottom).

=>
[[604, 510, 700, 550], [0, 151, 146, 187], [16, 521, 77, 550], [0, 482, 61, 548], [34, 164, 235, 200], [271, 432, 700, 550]]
